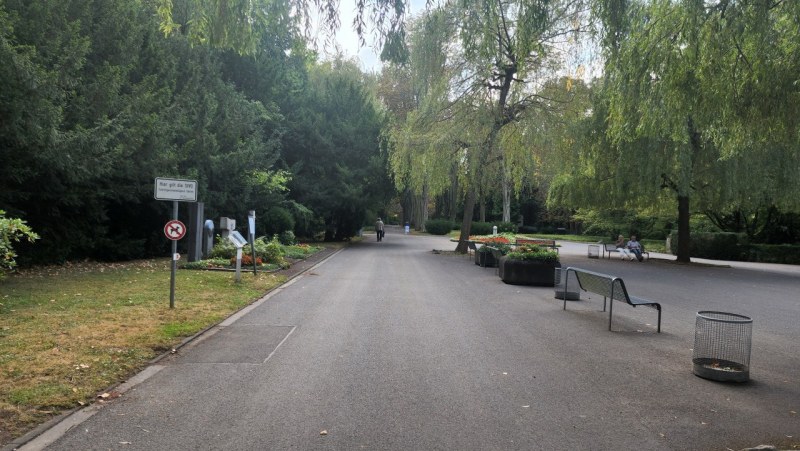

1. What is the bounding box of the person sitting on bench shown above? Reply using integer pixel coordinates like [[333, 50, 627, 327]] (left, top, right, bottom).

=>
[[626, 235, 644, 262]]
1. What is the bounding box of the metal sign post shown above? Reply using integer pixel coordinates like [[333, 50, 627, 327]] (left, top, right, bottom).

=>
[[248, 210, 257, 275], [169, 202, 179, 308], [156, 177, 197, 308], [163, 213, 186, 309], [227, 231, 248, 283]]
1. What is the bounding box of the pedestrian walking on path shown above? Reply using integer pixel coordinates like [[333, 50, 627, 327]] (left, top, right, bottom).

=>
[[375, 217, 385, 242]]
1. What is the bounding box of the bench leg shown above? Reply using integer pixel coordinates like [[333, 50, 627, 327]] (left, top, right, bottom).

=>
[[656, 305, 661, 333]]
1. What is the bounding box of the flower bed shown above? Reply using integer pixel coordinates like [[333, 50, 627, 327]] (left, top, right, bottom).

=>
[[181, 242, 322, 272]]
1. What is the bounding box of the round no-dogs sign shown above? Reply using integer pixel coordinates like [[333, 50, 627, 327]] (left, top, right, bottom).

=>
[[164, 220, 187, 240]]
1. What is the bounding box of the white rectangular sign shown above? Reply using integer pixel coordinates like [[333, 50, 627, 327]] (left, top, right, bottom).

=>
[[154, 177, 197, 202], [227, 231, 248, 249]]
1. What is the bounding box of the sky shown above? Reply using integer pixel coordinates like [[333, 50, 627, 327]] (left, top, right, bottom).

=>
[[312, 0, 428, 73], [312, 1, 601, 80]]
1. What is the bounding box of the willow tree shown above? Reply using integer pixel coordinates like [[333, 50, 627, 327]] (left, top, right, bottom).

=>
[[566, 0, 800, 262], [156, 0, 408, 58], [389, 0, 589, 252]]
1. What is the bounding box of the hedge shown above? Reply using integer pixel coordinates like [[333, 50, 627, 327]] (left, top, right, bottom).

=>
[[425, 219, 454, 235]]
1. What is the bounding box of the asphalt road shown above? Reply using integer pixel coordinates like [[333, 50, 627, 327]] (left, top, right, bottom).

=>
[[21, 228, 800, 450]]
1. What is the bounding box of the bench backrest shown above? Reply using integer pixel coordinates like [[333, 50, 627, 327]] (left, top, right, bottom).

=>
[[603, 243, 618, 252], [570, 268, 630, 303]]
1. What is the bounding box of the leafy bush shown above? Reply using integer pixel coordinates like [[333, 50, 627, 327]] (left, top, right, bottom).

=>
[[505, 245, 560, 263], [669, 231, 744, 260], [261, 236, 286, 265], [496, 222, 518, 233], [209, 236, 237, 259], [425, 219, 454, 235], [479, 243, 512, 255], [470, 222, 493, 235], [278, 230, 296, 245], [263, 207, 295, 236], [744, 244, 800, 264], [577, 209, 675, 240], [0, 210, 39, 278]]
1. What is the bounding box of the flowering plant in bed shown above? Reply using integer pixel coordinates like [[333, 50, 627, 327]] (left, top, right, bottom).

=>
[[469, 234, 513, 244], [504, 245, 559, 263]]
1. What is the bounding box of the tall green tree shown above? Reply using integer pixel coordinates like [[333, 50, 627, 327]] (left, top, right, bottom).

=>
[[388, 0, 588, 252], [280, 58, 390, 240], [156, 0, 408, 60], [557, 0, 800, 262], [0, 0, 293, 261]]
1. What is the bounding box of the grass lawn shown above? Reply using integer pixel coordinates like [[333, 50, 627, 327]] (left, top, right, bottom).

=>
[[0, 253, 311, 445]]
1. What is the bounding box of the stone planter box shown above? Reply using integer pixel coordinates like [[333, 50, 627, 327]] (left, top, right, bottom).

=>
[[498, 256, 560, 286], [475, 249, 497, 267]]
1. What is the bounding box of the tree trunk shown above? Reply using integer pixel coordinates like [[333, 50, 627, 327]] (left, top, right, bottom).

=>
[[411, 190, 428, 231], [676, 194, 691, 263], [448, 168, 459, 223], [502, 172, 511, 223], [455, 189, 476, 253], [401, 189, 412, 227], [479, 194, 486, 222], [420, 185, 429, 231]]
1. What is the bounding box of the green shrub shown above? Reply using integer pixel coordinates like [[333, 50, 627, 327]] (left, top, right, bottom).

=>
[[744, 244, 800, 264], [261, 236, 286, 265], [496, 222, 518, 233], [209, 235, 286, 263], [470, 222, 493, 235], [669, 231, 744, 260], [278, 230, 296, 245], [209, 237, 237, 259], [0, 210, 39, 278], [425, 219, 454, 235], [263, 207, 295, 236]]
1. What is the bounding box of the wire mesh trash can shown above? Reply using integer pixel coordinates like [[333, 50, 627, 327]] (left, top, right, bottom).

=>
[[587, 244, 600, 259], [692, 311, 752, 382], [554, 268, 580, 301]]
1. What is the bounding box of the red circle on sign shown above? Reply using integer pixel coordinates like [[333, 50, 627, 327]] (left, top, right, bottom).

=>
[[164, 220, 187, 240]]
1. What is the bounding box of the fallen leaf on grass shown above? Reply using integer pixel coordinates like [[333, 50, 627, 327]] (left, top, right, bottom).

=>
[[98, 391, 121, 400]]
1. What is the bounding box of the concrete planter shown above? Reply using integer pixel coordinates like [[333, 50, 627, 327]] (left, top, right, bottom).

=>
[[498, 256, 560, 286], [475, 249, 497, 267]]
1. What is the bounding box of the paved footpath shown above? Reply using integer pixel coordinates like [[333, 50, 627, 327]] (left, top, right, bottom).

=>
[[13, 229, 800, 450]]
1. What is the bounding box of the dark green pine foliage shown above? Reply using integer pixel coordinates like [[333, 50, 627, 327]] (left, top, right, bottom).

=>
[[281, 61, 391, 241]]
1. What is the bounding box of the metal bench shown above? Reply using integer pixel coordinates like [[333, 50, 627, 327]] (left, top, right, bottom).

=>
[[467, 241, 478, 258], [602, 243, 649, 260], [562, 267, 661, 332]]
